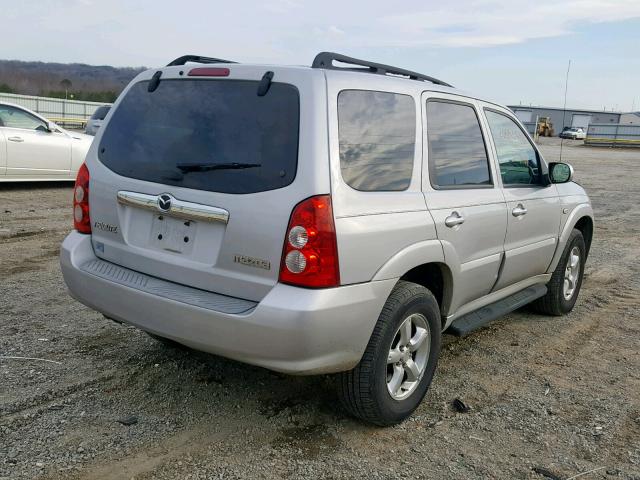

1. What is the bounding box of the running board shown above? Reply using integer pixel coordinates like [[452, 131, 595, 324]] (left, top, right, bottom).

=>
[[447, 284, 547, 337]]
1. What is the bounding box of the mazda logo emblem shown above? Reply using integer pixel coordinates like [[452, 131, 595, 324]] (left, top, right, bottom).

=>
[[157, 194, 172, 212]]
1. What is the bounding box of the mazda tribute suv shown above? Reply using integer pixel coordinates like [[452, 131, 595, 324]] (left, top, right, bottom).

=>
[[61, 52, 594, 425]]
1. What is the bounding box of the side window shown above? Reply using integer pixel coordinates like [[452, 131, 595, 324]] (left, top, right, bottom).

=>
[[338, 90, 416, 191], [485, 110, 541, 186], [426, 100, 492, 188], [0, 105, 46, 130]]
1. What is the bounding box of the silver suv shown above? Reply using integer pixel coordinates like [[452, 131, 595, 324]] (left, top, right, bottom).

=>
[[84, 105, 111, 136], [61, 53, 593, 425]]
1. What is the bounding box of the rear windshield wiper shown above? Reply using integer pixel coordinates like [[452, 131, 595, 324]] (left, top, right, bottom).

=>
[[176, 162, 261, 172]]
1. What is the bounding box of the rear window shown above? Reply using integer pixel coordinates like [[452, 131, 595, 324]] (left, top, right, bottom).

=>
[[91, 106, 110, 120], [98, 79, 300, 194]]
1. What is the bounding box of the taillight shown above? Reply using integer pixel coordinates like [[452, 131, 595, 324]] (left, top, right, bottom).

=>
[[279, 195, 340, 288], [188, 67, 230, 77], [73, 163, 91, 234]]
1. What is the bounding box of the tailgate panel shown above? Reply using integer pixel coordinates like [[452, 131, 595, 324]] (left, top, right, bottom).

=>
[[86, 65, 330, 302]]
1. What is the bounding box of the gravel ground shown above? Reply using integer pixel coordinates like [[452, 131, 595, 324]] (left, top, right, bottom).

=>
[[1, 138, 639, 480]]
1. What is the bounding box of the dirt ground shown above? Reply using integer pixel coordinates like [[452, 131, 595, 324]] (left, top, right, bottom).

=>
[[1, 138, 639, 480]]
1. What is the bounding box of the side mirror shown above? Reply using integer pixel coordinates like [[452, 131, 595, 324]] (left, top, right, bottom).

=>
[[549, 162, 574, 184], [35, 124, 51, 133]]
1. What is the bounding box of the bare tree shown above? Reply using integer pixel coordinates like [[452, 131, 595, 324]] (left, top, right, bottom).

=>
[[60, 78, 72, 99]]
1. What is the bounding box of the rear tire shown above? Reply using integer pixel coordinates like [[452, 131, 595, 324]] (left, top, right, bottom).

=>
[[338, 281, 441, 426], [531, 229, 586, 316]]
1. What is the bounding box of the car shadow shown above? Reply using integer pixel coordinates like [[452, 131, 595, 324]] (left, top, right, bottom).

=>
[[0, 181, 73, 192]]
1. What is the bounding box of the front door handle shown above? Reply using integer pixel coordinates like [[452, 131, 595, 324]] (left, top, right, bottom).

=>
[[8, 136, 24, 142], [445, 211, 465, 228], [512, 204, 528, 217]]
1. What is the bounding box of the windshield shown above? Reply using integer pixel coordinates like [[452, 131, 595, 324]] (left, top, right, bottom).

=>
[[98, 79, 300, 194]]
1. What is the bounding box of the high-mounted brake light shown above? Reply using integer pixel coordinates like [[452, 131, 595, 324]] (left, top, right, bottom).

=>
[[73, 163, 91, 234], [279, 195, 340, 288], [188, 67, 230, 77]]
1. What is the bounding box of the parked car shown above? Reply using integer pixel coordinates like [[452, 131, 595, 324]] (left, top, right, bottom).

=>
[[559, 126, 587, 140], [60, 53, 594, 426], [84, 105, 111, 135], [0, 102, 93, 181]]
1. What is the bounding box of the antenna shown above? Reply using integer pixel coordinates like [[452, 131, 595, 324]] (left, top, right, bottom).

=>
[[559, 59, 571, 162]]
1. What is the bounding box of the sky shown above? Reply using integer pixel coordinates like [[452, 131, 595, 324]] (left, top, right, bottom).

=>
[[2, 0, 639, 111]]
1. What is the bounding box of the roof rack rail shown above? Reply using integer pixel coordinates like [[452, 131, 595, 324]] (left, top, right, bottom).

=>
[[167, 55, 237, 67], [311, 52, 453, 88]]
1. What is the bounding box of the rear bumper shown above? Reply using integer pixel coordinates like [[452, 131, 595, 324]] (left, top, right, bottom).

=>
[[60, 231, 395, 374]]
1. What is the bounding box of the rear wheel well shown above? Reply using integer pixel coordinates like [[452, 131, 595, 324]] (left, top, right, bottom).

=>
[[574, 216, 593, 257], [400, 263, 451, 324]]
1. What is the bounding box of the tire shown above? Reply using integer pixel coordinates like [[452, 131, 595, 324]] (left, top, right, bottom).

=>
[[531, 229, 586, 316], [337, 281, 442, 426]]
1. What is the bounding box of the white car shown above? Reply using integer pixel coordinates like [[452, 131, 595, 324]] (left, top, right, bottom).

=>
[[559, 127, 587, 140], [0, 102, 93, 181]]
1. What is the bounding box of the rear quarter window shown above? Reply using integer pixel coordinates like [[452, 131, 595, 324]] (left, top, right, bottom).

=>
[[98, 79, 300, 194], [338, 90, 416, 191]]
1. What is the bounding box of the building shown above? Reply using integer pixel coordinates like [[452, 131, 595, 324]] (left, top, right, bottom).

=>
[[620, 112, 640, 125], [507, 105, 622, 136]]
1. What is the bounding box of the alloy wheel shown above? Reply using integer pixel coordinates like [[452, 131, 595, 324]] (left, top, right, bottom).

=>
[[386, 313, 431, 401], [563, 246, 581, 300]]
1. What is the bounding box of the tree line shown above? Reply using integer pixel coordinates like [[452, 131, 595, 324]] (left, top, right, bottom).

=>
[[0, 59, 146, 103]]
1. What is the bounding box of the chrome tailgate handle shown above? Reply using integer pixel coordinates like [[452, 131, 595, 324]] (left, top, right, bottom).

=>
[[512, 204, 528, 217], [445, 211, 465, 228], [117, 191, 229, 224]]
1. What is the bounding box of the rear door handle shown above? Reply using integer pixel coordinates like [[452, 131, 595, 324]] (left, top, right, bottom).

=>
[[512, 204, 528, 217], [8, 136, 24, 142], [445, 211, 465, 228]]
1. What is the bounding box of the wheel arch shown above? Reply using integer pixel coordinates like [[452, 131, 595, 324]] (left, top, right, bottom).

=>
[[399, 262, 453, 325], [371, 239, 453, 325], [574, 215, 593, 258], [547, 203, 594, 273]]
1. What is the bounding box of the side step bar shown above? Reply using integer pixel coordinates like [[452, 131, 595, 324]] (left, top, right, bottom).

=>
[[447, 284, 547, 337]]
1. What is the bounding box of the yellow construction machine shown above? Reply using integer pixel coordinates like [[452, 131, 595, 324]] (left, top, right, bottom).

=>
[[536, 117, 555, 137]]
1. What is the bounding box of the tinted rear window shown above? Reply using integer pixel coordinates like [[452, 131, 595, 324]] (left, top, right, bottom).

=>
[[98, 79, 299, 194], [91, 106, 110, 120]]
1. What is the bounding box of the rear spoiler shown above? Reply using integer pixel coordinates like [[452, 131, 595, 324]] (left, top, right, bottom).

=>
[[167, 55, 237, 66]]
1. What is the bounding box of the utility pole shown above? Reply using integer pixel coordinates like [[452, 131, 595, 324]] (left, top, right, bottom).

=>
[[60, 79, 72, 100], [560, 60, 571, 162]]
